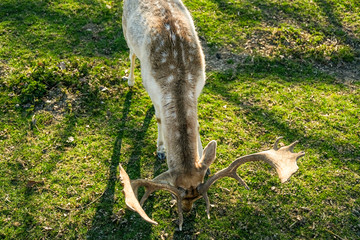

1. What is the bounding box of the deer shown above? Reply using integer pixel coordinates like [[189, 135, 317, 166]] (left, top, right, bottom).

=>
[[120, 0, 305, 231]]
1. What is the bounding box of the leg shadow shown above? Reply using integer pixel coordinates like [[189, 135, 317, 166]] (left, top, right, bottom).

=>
[[87, 91, 133, 239], [87, 97, 157, 239], [120, 106, 156, 239]]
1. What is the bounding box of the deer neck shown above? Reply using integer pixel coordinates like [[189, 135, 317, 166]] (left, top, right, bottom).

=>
[[162, 102, 200, 171], [142, 0, 204, 172]]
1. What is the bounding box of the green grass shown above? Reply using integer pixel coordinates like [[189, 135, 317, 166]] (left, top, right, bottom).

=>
[[186, 0, 360, 62], [0, 0, 359, 239]]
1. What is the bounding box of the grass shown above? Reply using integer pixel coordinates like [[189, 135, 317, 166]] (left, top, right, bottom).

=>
[[187, 0, 360, 62], [0, 0, 359, 239]]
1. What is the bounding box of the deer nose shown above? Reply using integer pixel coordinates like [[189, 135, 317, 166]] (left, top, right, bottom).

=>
[[181, 200, 193, 212]]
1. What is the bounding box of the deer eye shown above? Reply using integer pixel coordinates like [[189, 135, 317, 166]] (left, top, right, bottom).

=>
[[177, 186, 185, 192]]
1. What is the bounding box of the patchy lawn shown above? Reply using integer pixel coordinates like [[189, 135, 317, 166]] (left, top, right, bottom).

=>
[[0, 0, 359, 239]]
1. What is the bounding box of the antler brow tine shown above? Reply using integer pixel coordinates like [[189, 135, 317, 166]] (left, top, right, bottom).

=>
[[119, 165, 158, 225], [119, 165, 186, 230]]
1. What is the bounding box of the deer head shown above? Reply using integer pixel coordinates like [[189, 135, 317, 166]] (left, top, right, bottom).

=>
[[120, 138, 305, 230]]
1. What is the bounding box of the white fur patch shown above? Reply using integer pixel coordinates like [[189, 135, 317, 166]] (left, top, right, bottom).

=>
[[167, 111, 177, 119], [186, 109, 194, 117], [181, 43, 186, 63], [164, 93, 173, 105], [175, 131, 181, 139], [161, 51, 169, 63], [189, 48, 196, 55], [187, 73, 193, 83], [169, 64, 175, 70], [174, 22, 180, 33], [187, 127, 193, 134], [188, 91, 194, 100], [171, 32, 176, 42], [167, 75, 174, 83]]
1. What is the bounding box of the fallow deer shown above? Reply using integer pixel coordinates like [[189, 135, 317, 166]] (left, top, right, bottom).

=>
[[120, 0, 305, 230]]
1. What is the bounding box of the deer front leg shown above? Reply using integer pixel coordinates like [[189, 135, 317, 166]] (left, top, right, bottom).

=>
[[197, 121, 203, 159], [154, 104, 166, 160], [127, 51, 136, 87]]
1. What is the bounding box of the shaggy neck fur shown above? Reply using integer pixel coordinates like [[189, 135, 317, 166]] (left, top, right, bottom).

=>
[[144, 0, 204, 171]]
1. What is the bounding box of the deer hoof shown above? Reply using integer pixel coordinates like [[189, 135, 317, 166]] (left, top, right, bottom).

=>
[[128, 81, 134, 87], [157, 152, 166, 160]]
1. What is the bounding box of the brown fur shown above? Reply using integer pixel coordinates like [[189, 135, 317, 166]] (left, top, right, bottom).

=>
[[123, 0, 216, 214], [146, 0, 204, 172]]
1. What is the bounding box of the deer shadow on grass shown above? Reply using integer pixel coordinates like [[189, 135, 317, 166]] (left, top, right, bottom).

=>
[[204, 72, 359, 163], [207, 0, 359, 65], [87, 91, 161, 239], [199, 75, 359, 238], [312, 0, 360, 49], [210, 0, 360, 46], [86, 90, 203, 238], [86, 90, 133, 239]]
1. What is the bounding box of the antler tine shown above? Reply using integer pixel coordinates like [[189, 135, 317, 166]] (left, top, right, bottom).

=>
[[119, 165, 158, 225], [231, 171, 250, 190], [130, 179, 182, 203], [198, 138, 305, 217], [277, 140, 305, 160], [140, 189, 153, 206], [131, 179, 185, 230], [273, 136, 283, 150], [177, 199, 184, 231], [197, 163, 250, 216], [119, 165, 185, 229], [285, 140, 299, 152], [202, 192, 211, 219], [198, 156, 252, 195]]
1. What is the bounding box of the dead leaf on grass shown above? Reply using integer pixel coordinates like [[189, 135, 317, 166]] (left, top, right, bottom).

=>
[[13, 222, 21, 227], [43, 226, 53, 231], [26, 180, 44, 188]]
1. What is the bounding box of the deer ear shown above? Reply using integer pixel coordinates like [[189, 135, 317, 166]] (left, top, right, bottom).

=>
[[201, 140, 217, 169], [153, 170, 174, 185]]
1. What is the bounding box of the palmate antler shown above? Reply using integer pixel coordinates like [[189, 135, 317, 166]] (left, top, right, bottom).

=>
[[197, 137, 305, 218], [119, 138, 305, 230], [119, 166, 186, 230]]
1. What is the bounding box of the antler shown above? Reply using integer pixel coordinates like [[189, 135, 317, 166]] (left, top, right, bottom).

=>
[[198, 137, 305, 218], [119, 166, 186, 230]]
